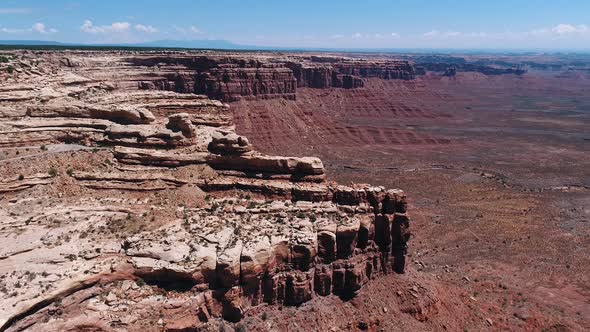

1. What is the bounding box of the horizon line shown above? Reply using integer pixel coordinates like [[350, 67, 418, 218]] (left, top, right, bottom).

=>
[[1, 39, 590, 53]]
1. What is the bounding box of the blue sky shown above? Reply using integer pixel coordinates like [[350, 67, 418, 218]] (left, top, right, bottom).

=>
[[1, 0, 590, 49]]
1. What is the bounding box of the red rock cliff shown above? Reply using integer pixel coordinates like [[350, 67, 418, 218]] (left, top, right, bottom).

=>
[[129, 54, 416, 101]]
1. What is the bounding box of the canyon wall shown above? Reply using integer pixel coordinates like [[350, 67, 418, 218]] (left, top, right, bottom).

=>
[[0, 51, 413, 331], [127, 55, 416, 101]]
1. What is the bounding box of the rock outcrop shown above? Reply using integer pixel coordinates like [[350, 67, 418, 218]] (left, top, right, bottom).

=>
[[208, 130, 252, 155], [121, 186, 410, 320], [127, 54, 416, 101], [0, 50, 412, 331]]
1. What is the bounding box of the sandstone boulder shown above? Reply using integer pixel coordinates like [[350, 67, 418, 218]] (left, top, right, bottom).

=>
[[208, 130, 252, 155], [166, 113, 196, 138]]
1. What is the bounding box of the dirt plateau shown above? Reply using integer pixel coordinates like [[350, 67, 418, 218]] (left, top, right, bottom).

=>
[[0, 50, 589, 332]]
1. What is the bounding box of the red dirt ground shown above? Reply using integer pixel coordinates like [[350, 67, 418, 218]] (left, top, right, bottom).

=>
[[231, 72, 590, 331]]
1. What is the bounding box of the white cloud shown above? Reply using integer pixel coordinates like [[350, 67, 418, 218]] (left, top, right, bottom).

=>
[[551, 23, 588, 35], [423, 30, 489, 39], [529, 28, 549, 36], [423, 30, 440, 37], [110, 22, 130, 32], [80, 20, 97, 33], [81, 20, 130, 34], [32, 22, 57, 34], [466, 32, 488, 38], [333, 32, 402, 40], [135, 24, 157, 33], [552, 24, 576, 34], [0, 27, 25, 33], [422, 23, 590, 40], [527, 24, 590, 38], [0, 22, 57, 34], [173, 25, 204, 35], [445, 31, 461, 37], [412, 24, 590, 49], [0, 8, 31, 14]]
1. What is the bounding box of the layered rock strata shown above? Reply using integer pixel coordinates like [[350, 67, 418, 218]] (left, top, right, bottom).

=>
[[125, 189, 409, 322], [0, 51, 411, 331], [285, 59, 415, 89], [126, 54, 416, 101]]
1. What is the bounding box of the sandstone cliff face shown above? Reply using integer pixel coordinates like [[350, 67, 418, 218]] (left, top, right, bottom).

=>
[[332, 61, 416, 80], [122, 186, 410, 322], [0, 51, 412, 331], [284, 59, 415, 90], [128, 54, 416, 101], [131, 56, 297, 101], [193, 66, 297, 102]]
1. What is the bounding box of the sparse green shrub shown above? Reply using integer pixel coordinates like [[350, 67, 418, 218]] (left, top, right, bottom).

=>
[[18, 174, 24, 181], [66, 168, 74, 176], [48, 167, 58, 177], [6, 66, 14, 74]]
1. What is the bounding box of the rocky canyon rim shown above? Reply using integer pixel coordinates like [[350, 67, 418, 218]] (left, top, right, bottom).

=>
[[0, 50, 588, 331]]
